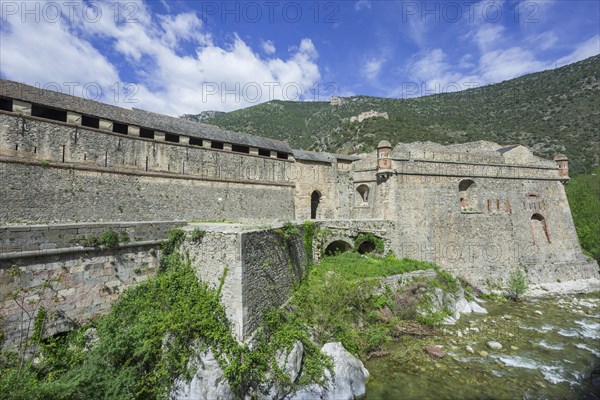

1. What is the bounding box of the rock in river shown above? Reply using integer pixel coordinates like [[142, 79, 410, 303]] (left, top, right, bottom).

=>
[[486, 341, 503, 350]]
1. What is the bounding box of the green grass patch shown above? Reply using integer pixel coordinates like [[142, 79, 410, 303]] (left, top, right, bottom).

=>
[[313, 252, 437, 280]]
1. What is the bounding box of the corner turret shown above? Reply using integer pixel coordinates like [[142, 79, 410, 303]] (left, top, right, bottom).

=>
[[554, 154, 569, 183], [377, 140, 393, 181]]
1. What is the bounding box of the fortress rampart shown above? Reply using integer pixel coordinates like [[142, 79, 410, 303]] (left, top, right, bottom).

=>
[[0, 79, 597, 346]]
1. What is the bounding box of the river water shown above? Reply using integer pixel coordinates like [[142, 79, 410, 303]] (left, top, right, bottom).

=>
[[365, 294, 600, 399]]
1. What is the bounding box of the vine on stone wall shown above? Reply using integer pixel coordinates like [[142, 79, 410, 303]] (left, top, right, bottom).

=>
[[354, 232, 385, 254], [303, 221, 316, 265]]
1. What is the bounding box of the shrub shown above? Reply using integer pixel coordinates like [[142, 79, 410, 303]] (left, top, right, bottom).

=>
[[506, 269, 528, 301], [189, 228, 206, 243], [97, 230, 120, 249]]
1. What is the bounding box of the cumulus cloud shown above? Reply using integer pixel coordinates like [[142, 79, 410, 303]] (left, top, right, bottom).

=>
[[0, 0, 321, 114]]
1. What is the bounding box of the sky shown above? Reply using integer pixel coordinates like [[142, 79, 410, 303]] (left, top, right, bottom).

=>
[[1, 0, 599, 115]]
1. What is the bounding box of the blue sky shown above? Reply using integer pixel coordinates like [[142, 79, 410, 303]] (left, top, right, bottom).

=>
[[1, 0, 599, 114]]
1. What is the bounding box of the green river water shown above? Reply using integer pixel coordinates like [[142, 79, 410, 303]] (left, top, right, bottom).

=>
[[365, 294, 600, 400]]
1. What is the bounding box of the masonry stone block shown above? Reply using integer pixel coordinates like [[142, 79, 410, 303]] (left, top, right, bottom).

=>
[[128, 125, 140, 136], [12, 100, 31, 116], [99, 119, 113, 131], [67, 112, 82, 125]]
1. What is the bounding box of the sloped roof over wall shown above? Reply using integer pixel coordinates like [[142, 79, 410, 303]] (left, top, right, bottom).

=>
[[0, 79, 292, 153], [496, 145, 520, 154], [335, 154, 361, 162], [292, 149, 332, 164]]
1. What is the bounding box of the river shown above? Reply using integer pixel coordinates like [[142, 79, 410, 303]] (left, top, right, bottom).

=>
[[365, 294, 600, 399]]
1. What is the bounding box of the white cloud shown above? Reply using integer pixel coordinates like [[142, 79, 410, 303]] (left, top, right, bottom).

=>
[[361, 58, 384, 80], [406, 49, 464, 85], [555, 35, 600, 67], [261, 40, 276, 55], [479, 47, 546, 82], [458, 54, 476, 70], [0, 9, 120, 90], [527, 31, 558, 51], [0, 0, 321, 114], [473, 24, 505, 52], [355, 0, 371, 11]]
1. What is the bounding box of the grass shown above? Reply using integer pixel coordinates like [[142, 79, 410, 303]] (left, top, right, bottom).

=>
[[314, 252, 438, 280], [287, 251, 453, 356]]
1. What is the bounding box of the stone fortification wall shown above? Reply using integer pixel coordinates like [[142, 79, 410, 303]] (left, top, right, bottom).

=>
[[0, 113, 292, 183], [0, 112, 295, 224], [0, 221, 184, 254], [0, 221, 180, 347], [388, 172, 597, 286], [241, 228, 307, 336], [1, 162, 294, 224], [293, 159, 340, 220]]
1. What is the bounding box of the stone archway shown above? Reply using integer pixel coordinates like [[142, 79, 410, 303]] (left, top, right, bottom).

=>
[[357, 240, 377, 254], [324, 240, 353, 256]]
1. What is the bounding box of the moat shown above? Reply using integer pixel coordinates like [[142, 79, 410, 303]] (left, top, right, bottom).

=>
[[365, 294, 600, 399]]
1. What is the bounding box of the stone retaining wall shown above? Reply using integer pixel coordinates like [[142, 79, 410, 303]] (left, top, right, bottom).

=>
[[0, 221, 184, 347]]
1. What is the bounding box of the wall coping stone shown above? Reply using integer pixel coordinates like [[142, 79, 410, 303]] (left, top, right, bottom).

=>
[[0, 239, 163, 262]]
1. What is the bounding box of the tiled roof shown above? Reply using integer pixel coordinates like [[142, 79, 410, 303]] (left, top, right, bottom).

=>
[[292, 149, 332, 163], [496, 145, 520, 154], [0, 79, 292, 153], [335, 154, 361, 162]]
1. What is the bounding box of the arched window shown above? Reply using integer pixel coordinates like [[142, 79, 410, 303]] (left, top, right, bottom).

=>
[[310, 191, 321, 219], [459, 179, 477, 211], [356, 184, 370, 206], [531, 213, 551, 244]]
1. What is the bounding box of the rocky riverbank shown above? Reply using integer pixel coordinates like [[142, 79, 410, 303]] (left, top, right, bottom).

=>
[[170, 342, 369, 400], [365, 293, 600, 399]]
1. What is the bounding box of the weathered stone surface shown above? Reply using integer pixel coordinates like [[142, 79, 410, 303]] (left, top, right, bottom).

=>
[[170, 348, 233, 400], [285, 342, 369, 400], [0, 242, 160, 347], [276, 340, 304, 383], [469, 301, 488, 314]]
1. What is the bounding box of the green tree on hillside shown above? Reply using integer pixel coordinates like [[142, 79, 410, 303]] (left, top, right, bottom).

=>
[[566, 169, 600, 262]]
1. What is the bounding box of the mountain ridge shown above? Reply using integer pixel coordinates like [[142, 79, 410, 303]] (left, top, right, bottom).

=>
[[182, 55, 600, 173]]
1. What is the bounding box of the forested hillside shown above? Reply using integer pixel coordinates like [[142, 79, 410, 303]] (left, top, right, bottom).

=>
[[185, 55, 600, 173]]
